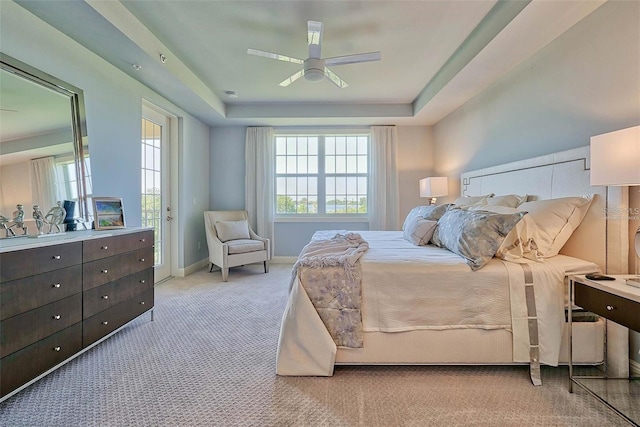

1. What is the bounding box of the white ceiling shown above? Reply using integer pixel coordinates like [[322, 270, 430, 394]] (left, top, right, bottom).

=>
[[15, 0, 606, 127]]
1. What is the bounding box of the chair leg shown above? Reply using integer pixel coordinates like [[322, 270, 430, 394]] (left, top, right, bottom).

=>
[[222, 267, 229, 282], [264, 260, 269, 273], [209, 263, 215, 273]]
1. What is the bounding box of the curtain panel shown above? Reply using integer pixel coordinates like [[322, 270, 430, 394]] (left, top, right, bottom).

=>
[[30, 156, 59, 212], [245, 127, 275, 254], [369, 126, 399, 230]]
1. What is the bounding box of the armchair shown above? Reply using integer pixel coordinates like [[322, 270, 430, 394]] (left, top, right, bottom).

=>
[[204, 210, 270, 281]]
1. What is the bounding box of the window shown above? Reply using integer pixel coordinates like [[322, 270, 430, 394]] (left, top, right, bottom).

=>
[[275, 133, 369, 215], [54, 154, 92, 218]]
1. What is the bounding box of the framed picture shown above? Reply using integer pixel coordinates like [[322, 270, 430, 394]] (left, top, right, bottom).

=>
[[93, 197, 126, 229]]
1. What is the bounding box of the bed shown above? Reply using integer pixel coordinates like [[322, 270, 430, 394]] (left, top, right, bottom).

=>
[[276, 146, 630, 383]]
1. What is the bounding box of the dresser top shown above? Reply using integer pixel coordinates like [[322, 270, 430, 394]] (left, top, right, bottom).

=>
[[0, 227, 153, 253]]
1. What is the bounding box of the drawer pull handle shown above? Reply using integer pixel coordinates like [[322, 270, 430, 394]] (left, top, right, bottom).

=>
[[140, 258, 145, 262], [102, 295, 109, 300], [140, 301, 145, 305], [140, 280, 146, 284], [52, 283, 61, 288], [140, 238, 146, 242], [52, 255, 61, 260], [102, 245, 108, 250], [606, 305, 615, 311], [54, 346, 61, 352], [102, 321, 109, 325], [53, 315, 61, 320], [102, 269, 109, 274]]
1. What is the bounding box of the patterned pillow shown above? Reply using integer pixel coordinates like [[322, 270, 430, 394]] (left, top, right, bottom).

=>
[[432, 208, 525, 270], [401, 204, 451, 231], [403, 218, 438, 246]]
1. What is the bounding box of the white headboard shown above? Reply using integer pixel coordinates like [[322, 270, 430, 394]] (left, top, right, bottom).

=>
[[461, 146, 628, 273]]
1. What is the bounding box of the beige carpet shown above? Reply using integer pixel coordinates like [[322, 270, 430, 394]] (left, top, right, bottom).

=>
[[0, 264, 629, 426]]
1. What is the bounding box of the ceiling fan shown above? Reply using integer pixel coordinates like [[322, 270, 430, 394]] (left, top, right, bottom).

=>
[[247, 20, 381, 88]]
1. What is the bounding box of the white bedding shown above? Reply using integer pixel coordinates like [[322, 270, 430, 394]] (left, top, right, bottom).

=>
[[276, 231, 600, 377]]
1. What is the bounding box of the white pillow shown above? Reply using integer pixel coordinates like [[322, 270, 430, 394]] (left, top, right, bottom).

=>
[[452, 194, 494, 207], [403, 218, 437, 246], [486, 194, 528, 208], [215, 219, 250, 242], [517, 195, 594, 258]]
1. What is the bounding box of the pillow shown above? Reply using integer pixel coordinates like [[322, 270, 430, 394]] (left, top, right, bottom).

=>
[[402, 204, 451, 231], [466, 205, 543, 262], [452, 194, 494, 207], [403, 218, 437, 246], [486, 194, 528, 208], [432, 207, 525, 271], [517, 195, 594, 258], [215, 219, 250, 242]]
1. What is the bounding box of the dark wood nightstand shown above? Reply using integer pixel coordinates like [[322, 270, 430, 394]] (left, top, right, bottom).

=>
[[568, 275, 640, 426]]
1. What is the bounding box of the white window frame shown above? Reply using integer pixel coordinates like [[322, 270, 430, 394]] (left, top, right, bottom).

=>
[[274, 129, 370, 221]]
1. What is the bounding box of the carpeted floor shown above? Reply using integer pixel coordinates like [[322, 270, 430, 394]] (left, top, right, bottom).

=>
[[0, 264, 630, 426]]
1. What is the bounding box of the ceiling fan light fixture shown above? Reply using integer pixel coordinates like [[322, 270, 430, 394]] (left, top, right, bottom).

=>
[[304, 58, 325, 81]]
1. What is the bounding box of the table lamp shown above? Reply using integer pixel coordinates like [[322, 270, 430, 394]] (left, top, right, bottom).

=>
[[419, 177, 448, 205]]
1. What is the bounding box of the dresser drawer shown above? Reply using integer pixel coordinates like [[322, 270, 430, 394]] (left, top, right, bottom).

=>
[[0, 294, 82, 358], [83, 288, 153, 347], [0, 242, 82, 283], [575, 282, 640, 331], [1, 323, 82, 398], [83, 230, 154, 262], [83, 247, 154, 291], [83, 268, 153, 319], [0, 265, 82, 321]]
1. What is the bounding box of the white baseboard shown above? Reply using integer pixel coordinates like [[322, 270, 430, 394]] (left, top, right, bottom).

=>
[[272, 256, 296, 264], [176, 258, 209, 277], [631, 359, 640, 377]]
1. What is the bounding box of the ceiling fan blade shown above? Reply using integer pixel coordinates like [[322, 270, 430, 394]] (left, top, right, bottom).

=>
[[247, 48, 304, 64], [279, 69, 305, 87], [307, 20, 323, 59], [324, 68, 348, 88], [325, 52, 381, 66]]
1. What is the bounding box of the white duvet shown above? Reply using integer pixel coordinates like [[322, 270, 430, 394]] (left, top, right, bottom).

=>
[[276, 231, 598, 376]]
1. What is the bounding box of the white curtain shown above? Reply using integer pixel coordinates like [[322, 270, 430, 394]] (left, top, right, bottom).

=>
[[30, 157, 59, 211], [245, 127, 275, 254], [369, 126, 399, 230]]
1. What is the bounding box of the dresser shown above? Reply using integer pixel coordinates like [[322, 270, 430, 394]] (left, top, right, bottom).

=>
[[0, 228, 154, 401], [568, 275, 640, 425]]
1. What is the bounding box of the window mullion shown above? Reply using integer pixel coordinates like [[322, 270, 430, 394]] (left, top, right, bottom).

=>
[[318, 135, 326, 214]]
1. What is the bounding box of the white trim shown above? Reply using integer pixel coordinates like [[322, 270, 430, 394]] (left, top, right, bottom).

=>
[[274, 216, 369, 223], [274, 127, 369, 135], [177, 258, 208, 277], [631, 359, 640, 377]]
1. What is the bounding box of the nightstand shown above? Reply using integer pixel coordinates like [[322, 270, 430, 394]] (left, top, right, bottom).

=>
[[568, 275, 640, 426]]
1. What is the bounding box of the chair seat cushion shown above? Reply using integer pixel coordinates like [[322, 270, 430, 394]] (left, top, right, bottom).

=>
[[227, 239, 265, 255]]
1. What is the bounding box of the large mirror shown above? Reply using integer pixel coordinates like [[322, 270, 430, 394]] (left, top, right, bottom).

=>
[[0, 53, 91, 236]]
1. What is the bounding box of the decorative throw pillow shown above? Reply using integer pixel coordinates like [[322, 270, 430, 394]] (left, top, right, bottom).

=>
[[401, 204, 451, 231], [215, 219, 250, 242], [486, 194, 528, 208], [452, 194, 494, 207], [403, 218, 438, 246], [432, 207, 525, 271], [517, 195, 594, 258]]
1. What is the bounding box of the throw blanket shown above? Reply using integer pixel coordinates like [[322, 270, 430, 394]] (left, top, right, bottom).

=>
[[290, 232, 369, 348]]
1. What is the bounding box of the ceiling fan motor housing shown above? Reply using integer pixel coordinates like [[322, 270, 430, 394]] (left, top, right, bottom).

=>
[[304, 58, 325, 81]]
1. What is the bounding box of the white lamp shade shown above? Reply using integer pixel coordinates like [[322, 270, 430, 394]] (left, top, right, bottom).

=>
[[590, 126, 640, 186], [420, 177, 448, 198]]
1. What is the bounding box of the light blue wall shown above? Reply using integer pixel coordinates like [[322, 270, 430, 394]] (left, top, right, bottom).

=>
[[433, 0, 640, 191], [432, 0, 640, 363], [274, 222, 369, 257], [1, 2, 210, 270], [209, 127, 246, 210]]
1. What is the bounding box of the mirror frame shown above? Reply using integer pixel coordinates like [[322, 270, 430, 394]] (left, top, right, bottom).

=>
[[0, 53, 90, 221]]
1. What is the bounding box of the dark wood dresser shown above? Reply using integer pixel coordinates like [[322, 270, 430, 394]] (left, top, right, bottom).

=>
[[0, 228, 154, 401]]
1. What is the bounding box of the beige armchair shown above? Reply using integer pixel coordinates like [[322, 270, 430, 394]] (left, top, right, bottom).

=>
[[204, 210, 270, 281]]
